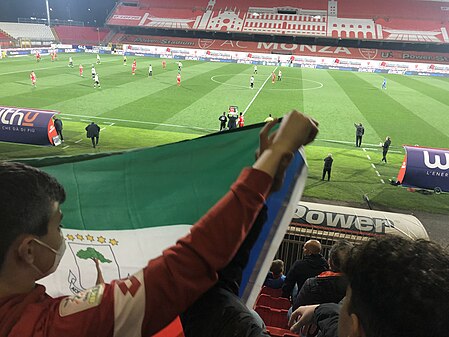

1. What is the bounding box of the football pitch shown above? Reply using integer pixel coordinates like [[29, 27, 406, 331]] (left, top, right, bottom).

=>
[[1, 53, 449, 214]]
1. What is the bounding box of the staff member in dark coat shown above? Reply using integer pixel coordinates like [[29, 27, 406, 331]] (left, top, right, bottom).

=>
[[85, 121, 100, 148], [227, 113, 237, 130], [219, 112, 227, 131], [354, 123, 364, 147], [53, 116, 64, 142], [322, 154, 333, 181], [381, 136, 391, 163]]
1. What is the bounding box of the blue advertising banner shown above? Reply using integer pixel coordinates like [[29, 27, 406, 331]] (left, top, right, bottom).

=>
[[0, 106, 60, 146], [400, 146, 449, 193]]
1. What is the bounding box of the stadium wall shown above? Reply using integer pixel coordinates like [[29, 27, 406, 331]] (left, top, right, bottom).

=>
[[3, 42, 449, 77]]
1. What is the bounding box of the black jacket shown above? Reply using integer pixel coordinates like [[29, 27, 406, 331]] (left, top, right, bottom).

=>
[[85, 123, 100, 138], [323, 157, 333, 170], [219, 115, 227, 124], [292, 272, 347, 311], [54, 118, 63, 131], [228, 115, 237, 129], [282, 254, 329, 298], [383, 139, 391, 150], [313, 303, 340, 337]]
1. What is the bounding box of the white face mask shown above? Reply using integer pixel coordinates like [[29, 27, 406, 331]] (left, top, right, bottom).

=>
[[31, 232, 66, 279]]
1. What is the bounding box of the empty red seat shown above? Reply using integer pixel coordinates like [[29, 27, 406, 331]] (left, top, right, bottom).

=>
[[256, 294, 291, 310], [266, 326, 299, 337], [260, 286, 283, 298], [255, 305, 289, 330]]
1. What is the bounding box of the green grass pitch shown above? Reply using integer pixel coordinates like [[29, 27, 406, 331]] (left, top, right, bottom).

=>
[[1, 53, 448, 214]]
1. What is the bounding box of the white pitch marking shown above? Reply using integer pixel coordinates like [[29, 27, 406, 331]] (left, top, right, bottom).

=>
[[74, 139, 83, 143], [243, 67, 278, 115], [366, 155, 371, 160], [371, 163, 376, 169], [380, 179, 385, 184], [63, 113, 214, 132], [375, 171, 381, 177], [62, 145, 70, 149]]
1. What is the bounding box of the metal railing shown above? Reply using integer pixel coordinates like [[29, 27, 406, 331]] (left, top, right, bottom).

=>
[[275, 224, 369, 273], [18, 18, 84, 27]]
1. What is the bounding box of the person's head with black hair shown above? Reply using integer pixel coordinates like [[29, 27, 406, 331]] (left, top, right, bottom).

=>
[[0, 162, 66, 296], [339, 235, 449, 337], [328, 240, 353, 272]]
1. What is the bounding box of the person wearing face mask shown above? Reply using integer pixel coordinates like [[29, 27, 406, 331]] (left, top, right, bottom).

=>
[[0, 111, 320, 337]]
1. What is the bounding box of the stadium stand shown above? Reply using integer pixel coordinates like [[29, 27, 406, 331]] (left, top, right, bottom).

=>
[[106, 0, 449, 43], [259, 286, 283, 298], [53, 26, 110, 45], [254, 286, 293, 334], [256, 294, 291, 310], [266, 326, 298, 337], [0, 22, 55, 42], [255, 306, 290, 330], [0, 30, 14, 47]]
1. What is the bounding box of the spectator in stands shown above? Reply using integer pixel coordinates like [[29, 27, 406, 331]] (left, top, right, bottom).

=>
[[263, 259, 286, 289], [354, 123, 364, 147], [85, 121, 100, 148], [0, 111, 319, 337], [53, 116, 64, 143], [322, 153, 333, 181], [292, 240, 353, 311], [289, 236, 449, 337], [282, 240, 328, 300]]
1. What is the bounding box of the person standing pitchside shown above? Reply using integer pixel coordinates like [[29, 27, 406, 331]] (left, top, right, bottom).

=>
[[53, 116, 64, 143], [322, 154, 333, 181], [354, 123, 364, 147], [219, 112, 227, 131], [381, 136, 391, 163], [85, 121, 101, 148]]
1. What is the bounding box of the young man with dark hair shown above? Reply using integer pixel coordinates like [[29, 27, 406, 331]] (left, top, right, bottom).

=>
[[0, 111, 319, 337], [289, 235, 449, 337]]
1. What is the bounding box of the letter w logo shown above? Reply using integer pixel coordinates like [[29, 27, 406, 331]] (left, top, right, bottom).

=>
[[423, 151, 449, 170]]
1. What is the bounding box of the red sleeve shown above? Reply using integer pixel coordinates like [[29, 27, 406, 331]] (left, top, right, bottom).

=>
[[40, 168, 271, 337], [141, 167, 272, 335]]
